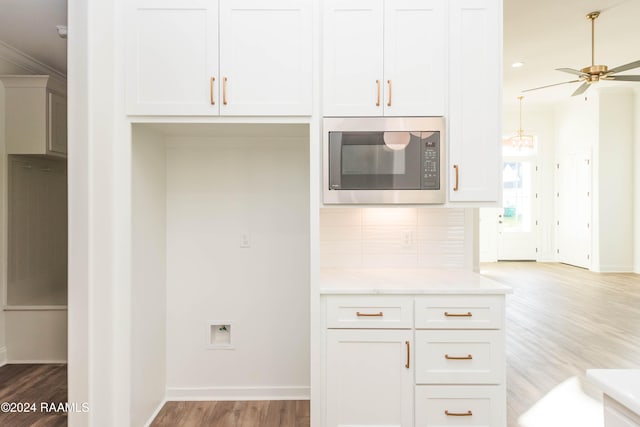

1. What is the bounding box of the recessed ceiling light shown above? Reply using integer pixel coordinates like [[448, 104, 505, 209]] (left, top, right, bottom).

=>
[[512, 62, 525, 68]]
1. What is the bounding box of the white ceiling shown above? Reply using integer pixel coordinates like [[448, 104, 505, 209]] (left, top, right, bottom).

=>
[[0, 0, 638, 107]]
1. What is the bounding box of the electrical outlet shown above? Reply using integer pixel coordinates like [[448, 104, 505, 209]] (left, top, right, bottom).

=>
[[402, 230, 413, 247], [240, 232, 250, 248]]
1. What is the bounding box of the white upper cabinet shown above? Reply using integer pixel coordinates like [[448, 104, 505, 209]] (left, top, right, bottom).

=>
[[126, 0, 312, 116], [448, 0, 502, 203], [126, 0, 219, 115], [323, 0, 445, 117], [219, 0, 312, 116], [384, 0, 446, 117], [1, 75, 67, 157], [323, 0, 384, 117]]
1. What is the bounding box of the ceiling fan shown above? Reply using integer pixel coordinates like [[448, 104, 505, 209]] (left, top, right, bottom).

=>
[[523, 11, 640, 97]]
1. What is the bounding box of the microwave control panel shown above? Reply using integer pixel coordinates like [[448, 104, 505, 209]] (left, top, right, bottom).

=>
[[422, 137, 440, 190]]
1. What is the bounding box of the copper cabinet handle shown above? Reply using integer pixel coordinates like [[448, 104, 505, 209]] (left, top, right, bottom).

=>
[[387, 80, 392, 107], [356, 311, 383, 317], [453, 164, 459, 191], [223, 77, 228, 105], [445, 354, 473, 360], [210, 76, 216, 105], [445, 410, 473, 417], [444, 311, 472, 317], [405, 341, 410, 369], [376, 80, 381, 106]]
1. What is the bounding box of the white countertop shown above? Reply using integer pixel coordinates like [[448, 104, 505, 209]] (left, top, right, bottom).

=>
[[587, 369, 640, 415], [320, 268, 512, 294]]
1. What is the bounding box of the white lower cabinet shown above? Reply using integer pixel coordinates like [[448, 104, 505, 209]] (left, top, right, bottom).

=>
[[324, 294, 506, 427], [326, 329, 414, 427], [415, 385, 504, 427]]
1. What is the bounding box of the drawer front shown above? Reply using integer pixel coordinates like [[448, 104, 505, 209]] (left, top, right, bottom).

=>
[[326, 296, 413, 329], [414, 295, 503, 329], [415, 385, 505, 427], [415, 330, 504, 384]]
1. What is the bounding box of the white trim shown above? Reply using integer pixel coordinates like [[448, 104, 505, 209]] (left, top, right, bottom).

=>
[[0, 347, 7, 367], [592, 265, 635, 273], [0, 41, 66, 81], [3, 305, 68, 311], [6, 359, 67, 364], [166, 386, 310, 401], [143, 398, 167, 427]]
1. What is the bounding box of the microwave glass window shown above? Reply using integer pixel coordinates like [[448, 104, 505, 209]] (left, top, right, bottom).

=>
[[328, 131, 440, 191], [341, 144, 406, 175]]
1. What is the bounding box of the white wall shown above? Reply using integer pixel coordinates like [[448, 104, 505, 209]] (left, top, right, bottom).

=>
[[321, 208, 468, 268], [131, 126, 166, 425], [634, 88, 640, 274], [596, 89, 634, 272], [165, 134, 310, 399]]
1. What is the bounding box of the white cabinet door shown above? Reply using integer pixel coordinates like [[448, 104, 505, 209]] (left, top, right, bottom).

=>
[[326, 329, 413, 427], [448, 0, 502, 202], [323, 0, 384, 117], [126, 0, 219, 115], [219, 0, 312, 116], [384, 0, 446, 116], [48, 91, 67, 155]]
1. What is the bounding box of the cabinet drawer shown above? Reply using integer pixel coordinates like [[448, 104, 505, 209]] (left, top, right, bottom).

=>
[[415, 330, 504, 384], [415, 385, 505, 427], [415, 295, 503, 329], [326, 296, 413, 329]]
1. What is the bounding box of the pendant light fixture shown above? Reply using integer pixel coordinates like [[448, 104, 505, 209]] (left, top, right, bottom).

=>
[[508, 96, 534, 149]]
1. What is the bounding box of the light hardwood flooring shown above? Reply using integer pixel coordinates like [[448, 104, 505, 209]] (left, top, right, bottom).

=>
[[481, 261, 640, 427]]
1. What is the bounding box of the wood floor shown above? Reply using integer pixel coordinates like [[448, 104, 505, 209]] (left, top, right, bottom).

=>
[[2, 263, 638, 426], [481, 262, 640, 427], [150, 400, 310, 427], [0, 363, 67, 427]]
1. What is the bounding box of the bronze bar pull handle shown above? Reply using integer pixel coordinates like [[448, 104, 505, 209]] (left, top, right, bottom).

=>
[[445, 354, 473, 360], [445, 410, 473, 417], [210, 77, 216, 105], [376, 80, 381, 106], [444, 311, 472, 317], [405, 341, 410, 369], [453, 164, 459, 191], [356, 311, 384, 317], [387, 80, 392, 107], [223, 77, 228, 105]]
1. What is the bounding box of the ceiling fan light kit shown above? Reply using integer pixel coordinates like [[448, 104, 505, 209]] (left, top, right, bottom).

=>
[[523, 10, 640, 97]]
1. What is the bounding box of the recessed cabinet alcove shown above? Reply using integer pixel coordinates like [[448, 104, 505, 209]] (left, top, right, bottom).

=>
[[130, 123, 310, 408]]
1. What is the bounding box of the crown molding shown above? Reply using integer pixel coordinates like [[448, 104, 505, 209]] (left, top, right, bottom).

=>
[[0, 40, 66, 82]]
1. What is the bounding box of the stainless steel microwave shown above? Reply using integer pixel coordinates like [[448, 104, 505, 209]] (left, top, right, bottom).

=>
[[323, 117, 446, 204]]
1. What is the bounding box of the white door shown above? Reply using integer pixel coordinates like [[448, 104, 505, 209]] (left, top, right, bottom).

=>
[[448, 0, 501, 202], [497, 159, 537, 260], [384, 0, 446, 116], [323, 0, 384, 117], [326, 329, 413, 427], [126, 0, 219, 115], [557, 153, 592, 268], [219, 0, 312, 116]]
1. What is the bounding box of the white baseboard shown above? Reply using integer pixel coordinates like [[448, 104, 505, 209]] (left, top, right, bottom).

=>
[[166, 386, 310, 401], [0, 347, 7, 367], [143, 398, 167, 427], [592, 265, 634, 273]]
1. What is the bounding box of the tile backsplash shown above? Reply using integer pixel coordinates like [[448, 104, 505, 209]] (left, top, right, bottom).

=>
[[320, 208, 466, 268]]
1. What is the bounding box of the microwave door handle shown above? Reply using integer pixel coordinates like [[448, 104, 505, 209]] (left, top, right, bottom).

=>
[[328, 135, 343, 190]]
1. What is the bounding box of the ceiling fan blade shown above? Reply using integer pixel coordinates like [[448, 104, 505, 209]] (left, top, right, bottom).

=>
[[556, 68, 589, 77], [606, 60, 640, 75], [522, 80, 581, 92], [571, 82, 591, 96], [607, 75, 640, 81]]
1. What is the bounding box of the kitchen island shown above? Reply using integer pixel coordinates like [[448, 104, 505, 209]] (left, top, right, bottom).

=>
[[588, 369, 640, 427]]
